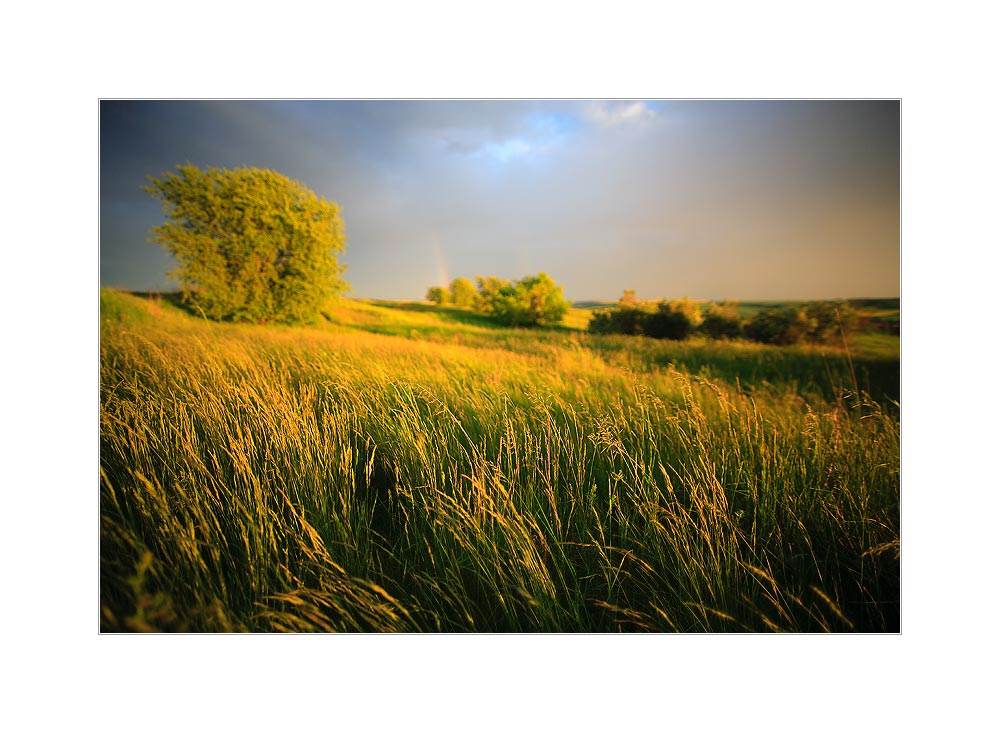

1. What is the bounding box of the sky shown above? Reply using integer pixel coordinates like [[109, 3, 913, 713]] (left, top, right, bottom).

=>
[[101, 100, 899, 302]]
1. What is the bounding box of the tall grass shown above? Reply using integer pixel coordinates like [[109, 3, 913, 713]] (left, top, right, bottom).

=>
[[100, 289, 899, 632]]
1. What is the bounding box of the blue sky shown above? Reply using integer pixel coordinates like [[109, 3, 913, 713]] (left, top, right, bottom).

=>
[[101, 100, 899, 301]]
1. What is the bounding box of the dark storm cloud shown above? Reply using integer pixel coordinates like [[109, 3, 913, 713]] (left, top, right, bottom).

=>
[[100, 100, 899, 300]]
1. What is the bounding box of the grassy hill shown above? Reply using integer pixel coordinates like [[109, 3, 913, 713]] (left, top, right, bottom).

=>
[[100, 288, 899, 632]]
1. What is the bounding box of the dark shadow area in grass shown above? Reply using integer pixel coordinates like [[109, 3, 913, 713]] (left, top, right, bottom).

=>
[[856, 360, 900, 404], [586, 334, 899, 404], [695, 353, 897, 404], [679, 353, 900, 404]]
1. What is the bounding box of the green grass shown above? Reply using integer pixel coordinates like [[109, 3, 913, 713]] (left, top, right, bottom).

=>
[[100, 289, 899, 632]]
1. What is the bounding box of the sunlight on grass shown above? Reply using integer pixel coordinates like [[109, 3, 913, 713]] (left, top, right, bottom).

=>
[[100, 289, 899, 632]]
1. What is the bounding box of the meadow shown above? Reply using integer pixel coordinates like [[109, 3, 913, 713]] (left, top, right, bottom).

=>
[[100, 288, 900, 632]]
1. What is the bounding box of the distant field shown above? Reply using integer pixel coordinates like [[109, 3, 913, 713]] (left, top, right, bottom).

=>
[[101, 289, 899, 632]]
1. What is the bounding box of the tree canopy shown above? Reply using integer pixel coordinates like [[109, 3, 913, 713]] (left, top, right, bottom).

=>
[[146, 164, 348, 324], [425, 273, 570, 326], [474, 275, 512, 313], [426, 285, 450, 305], [448, 276, 477, 308], [489, 272, 570, 326], [589, 292, 702, 339]]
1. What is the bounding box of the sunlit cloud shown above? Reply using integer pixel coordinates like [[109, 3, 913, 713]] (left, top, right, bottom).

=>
[[442, 134, 533, 162], [584, 100, 656, 127], [433, 108, 582, 165]]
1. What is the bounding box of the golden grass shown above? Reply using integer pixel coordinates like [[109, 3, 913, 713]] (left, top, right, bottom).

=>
[[100, 289, 899, 632]]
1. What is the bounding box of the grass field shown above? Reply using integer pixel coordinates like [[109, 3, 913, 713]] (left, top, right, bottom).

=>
[[100, 288, 900, 632]]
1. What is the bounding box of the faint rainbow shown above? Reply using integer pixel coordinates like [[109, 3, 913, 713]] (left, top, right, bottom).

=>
[[433, 237, 450, 287]]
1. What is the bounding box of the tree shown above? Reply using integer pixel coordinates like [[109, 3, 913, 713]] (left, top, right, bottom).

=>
[[744, 307, 809, 345], [426, 286, 451, 305], [449, 276, 477, 308], [588, 293, 704, 339], [618, 289, 640, 308], [146, 164, 348, 324], [601, 289, 648, 335], [488, 272, 570, 327], [700, 301, 743, 339], [428, 272, 570, 326], [645, 298, 702, 340], [802, 301, 858, 344], [475, 275, 512, 313]]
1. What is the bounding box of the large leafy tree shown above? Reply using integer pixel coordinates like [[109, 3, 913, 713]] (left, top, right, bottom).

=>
[[146, 164, 348, 324]]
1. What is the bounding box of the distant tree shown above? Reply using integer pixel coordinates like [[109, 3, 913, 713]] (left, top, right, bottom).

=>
[[486, 273, 570, 327], [740, 302, 860, 346], [588, 289, 648, 335], [589, 293, 704, 340], [613, 289, 648, 334], [700, 301, 743, 339], [449, 277, 477, 308], [426, 286, 451, 305], [619, 289, 641, 308], [802, 301, 858, 344], [146, 164, 347, 324], [520, 273, 571, 326], [475, 275, 512, 313], [587, 309, 616, 335], [645, 298, 702, 340], [744, 307, 810, 345]]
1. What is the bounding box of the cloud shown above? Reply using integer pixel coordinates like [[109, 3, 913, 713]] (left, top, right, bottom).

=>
[[441, 133, 532, 162], [479, 138, 532, 162], [442, 137, 482, 155], [435, 106, 580, 163], [584, 101, 656, 127]]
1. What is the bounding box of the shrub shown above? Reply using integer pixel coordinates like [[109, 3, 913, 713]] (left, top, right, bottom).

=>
[[589, 293, 702, 340], [475, 275, 513, 313], [802, 301, 858, 344], [426, 286, 451, 305], [744, 307, 810, 345], [588, 290, 652, 335], [488, 273, 570, 327], [645, 298, 702, 340], [427, 273, 571, 326], [700, 301, 743, 340], [589, 305, 649, 335]]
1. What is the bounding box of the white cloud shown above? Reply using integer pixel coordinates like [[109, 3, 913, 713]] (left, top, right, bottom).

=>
[[585, 101, 656, 127], [438, 135, 533, 162], [481, 138, 532, 162]]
